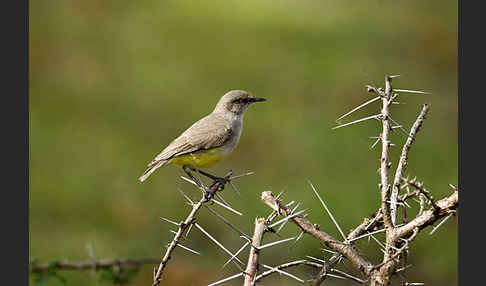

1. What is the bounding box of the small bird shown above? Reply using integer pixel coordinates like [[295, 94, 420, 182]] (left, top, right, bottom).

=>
[[139, 90, 266, 182]]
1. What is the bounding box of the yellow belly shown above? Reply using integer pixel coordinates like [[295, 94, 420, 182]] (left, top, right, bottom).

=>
[[170, 148, 226, 168]]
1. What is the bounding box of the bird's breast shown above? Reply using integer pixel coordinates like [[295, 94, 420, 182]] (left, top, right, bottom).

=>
[[170, 147, 227, 168], [222, 119, 242, 153]]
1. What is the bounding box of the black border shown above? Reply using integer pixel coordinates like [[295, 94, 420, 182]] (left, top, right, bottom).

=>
[[2, 0, 29, 285], [459, 1, 482, 285]]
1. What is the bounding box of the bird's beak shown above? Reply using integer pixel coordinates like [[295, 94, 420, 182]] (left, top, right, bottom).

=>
[[248, 97, 266, 103]]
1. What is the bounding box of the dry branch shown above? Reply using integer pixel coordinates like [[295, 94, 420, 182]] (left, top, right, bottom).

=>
[[243, 218, 266, 286], [261, 191, 374, 277], [390, 104, 430, 225], [30, 258, 161, 272], [379, 75, 394, 231], [152, 172, 233, 286], [152, 195, 206, 286]]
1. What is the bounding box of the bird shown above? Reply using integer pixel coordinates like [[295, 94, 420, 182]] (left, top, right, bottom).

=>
[[139, 90, 266, 183]]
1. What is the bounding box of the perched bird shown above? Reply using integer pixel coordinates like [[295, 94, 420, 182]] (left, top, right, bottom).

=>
[[139, 90, 266, 182]]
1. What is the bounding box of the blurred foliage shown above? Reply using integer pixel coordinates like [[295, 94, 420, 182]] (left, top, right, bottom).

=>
[[30, 0, 457, 285], [31, 262, 67, 286]]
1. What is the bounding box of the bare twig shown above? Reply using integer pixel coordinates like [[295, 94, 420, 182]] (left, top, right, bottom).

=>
[[390, 104, 430, 226], [30, 258, 161, 272], [153, 174, 232, 286], [311, 253, 341, 286], [243, 218, 266, 286], [394, 190, 458, 239], [401, 178, 440, 212], [153, 196, 206, 286], [261, 191, 374, 277], [379, 75, 394, 231]]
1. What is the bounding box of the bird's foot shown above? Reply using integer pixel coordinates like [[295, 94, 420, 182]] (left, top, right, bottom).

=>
[[208, 170, 233, 194]]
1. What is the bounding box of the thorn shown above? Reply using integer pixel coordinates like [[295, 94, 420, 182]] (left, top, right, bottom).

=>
[[292, 231, 305, 246], [213, 193, 230, 208], [268, 209, 307, 228], [176, 243, 201, 255], [429, 213, 454, 235], [177, 189, 194, 205], [223, 241, 249, 268], [180, 176, 204, 192], [308, 181, 347, 241], [396, 264, 413, 273], [207, 272, 244, 286], [277, 203, 300, 234], [332, 114, 382, 130], [335, 96, 381, 123], [185, 223, 193, 238], [388, 116, 410, 137], [394, 88, 430, 95], [211, 198, 243, 216], [306, 255, 325, 263], [330, 268, 367, 283], [260, 264, 305, 283], [257, 236, 296, 250], [347, 228, 386, 243], [403, 200, 412, 208], [285, 200, 295, 207], [194, 223, 244, 265], [320, 248, 338, 255], [370, 137, 381, 149], [205, 205, 250, 239], [160, 217, 180, 226], [228, 181, 241, 196], [229, 171, 255, 180]]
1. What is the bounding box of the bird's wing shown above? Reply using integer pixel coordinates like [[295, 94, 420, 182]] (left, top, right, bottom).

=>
[[148, 113, 232, 167]]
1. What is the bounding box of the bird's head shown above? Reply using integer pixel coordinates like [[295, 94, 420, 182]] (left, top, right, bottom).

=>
[[214, 90, 266, 115]]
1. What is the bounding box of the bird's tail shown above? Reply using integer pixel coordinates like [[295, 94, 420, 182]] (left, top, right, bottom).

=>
[[139, 160, 169, 182]]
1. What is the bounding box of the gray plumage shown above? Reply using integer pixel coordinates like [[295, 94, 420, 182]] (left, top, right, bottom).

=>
[[139, 90, 266, 182]]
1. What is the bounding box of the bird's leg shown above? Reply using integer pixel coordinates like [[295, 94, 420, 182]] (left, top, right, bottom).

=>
[[183, 165, 204, 188], [192, 168, 231, 187], [192, 168, 221, 181]]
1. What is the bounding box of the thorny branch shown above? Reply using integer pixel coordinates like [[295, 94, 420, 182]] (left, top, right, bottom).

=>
[[378, 75, 395, 232], [243, 218, 267, 286], [257, 75, 457, 286], [30, 258, 161, 272], [261, 191, 375, 277], [153, 170, 235, 286], [390, 104, 430, 225]]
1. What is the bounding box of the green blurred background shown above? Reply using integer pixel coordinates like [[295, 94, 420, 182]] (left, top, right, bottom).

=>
[[30, 0, 457, 285]]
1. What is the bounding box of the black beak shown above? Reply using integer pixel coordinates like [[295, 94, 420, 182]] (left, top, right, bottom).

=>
[[249, 97, 266, 103]]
